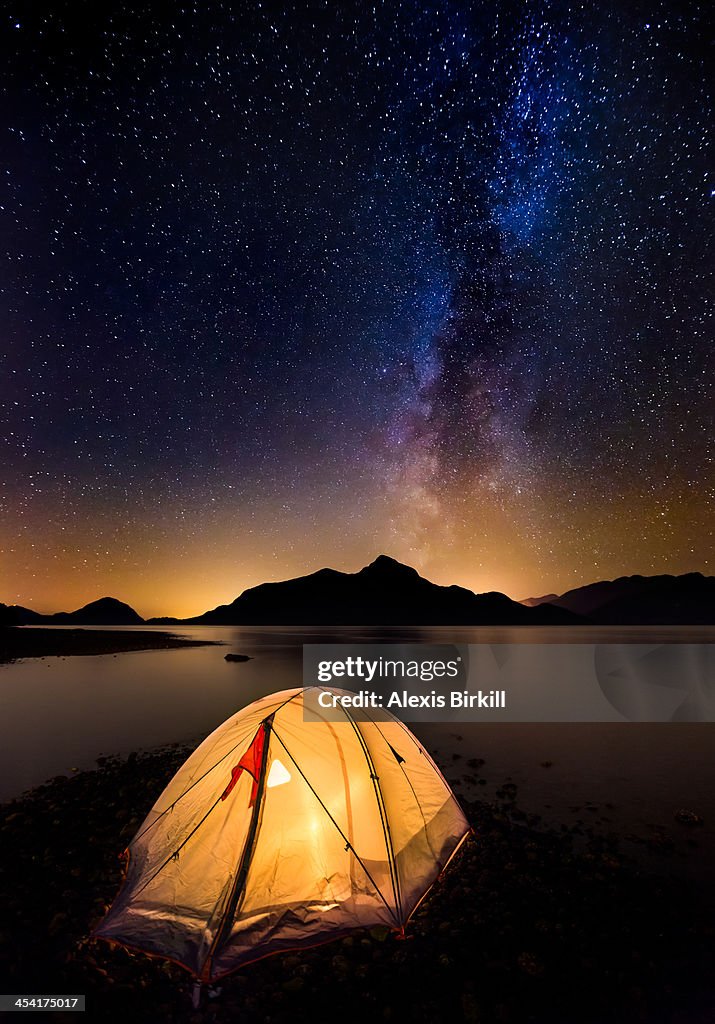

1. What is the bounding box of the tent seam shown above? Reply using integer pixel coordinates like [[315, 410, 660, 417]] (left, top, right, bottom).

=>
[[339, 704, 403, 925], [357, 706, 442, 866]]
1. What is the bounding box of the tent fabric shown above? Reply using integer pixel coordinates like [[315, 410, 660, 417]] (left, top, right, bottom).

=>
[[94, 687, 470, 981]]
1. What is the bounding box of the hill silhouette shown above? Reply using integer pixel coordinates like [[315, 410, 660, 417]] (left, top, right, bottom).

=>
[[0, 603, 45, 626], [0, 598, 144, 627], [48, 597, 144, 625], [546, 572, 715, 624], [3, 562, 713, 627], [521, 593, 559, 608]]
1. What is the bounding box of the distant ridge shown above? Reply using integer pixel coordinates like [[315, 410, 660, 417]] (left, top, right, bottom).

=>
[[48, 597, 144, 626], [3, 563, 713, 627], [521, 593, 559, 608], [546, 572, 715, 625], [0, 603, 45, 626], [0, 597, 144, 627]]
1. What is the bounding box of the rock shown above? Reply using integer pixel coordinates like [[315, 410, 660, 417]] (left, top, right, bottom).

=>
[[517, 951, 544, 976], [674, 809, 704, 827], [224, 653, 253, 663]]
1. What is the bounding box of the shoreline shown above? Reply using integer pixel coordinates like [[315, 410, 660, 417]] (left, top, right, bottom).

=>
[[0, 627, 222, 664]]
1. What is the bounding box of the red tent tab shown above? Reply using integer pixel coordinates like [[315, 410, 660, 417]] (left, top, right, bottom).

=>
[[221, 724, 266, 805]]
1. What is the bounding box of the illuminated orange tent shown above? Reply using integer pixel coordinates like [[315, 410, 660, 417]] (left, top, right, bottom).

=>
[[94, 687, 470, 982]]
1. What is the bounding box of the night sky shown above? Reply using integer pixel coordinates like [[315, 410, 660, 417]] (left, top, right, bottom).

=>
[[2, 1, 712, 617]]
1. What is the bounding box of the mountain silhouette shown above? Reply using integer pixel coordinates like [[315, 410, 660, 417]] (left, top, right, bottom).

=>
[[47, 597, 145, 625], [0, 598, 145, 627], [545, 572, 715, 624], [4, 563, 713, 628], [167, 555, 580, 626], [0, 603, 45, 626], [521, 593, 559, 608]]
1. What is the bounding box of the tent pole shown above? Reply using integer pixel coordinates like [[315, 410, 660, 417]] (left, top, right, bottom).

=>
[[204, 715, 274, 979]]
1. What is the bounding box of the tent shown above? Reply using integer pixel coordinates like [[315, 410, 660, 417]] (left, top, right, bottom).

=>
[[94, 687, 470, 982]]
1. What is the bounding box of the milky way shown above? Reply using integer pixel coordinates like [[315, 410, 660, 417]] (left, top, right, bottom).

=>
[[1, 2, 711, 615]]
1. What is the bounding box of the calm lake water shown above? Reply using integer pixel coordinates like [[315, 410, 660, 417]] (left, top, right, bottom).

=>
[[2, 625, 714, 883]]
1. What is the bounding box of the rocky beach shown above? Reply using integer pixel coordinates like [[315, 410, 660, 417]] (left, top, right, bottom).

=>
[[0, 745, 712, 1023]]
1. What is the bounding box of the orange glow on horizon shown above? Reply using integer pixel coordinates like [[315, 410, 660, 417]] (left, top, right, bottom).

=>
[[3, 495, 710, 620], [3, 472, 709, 618]]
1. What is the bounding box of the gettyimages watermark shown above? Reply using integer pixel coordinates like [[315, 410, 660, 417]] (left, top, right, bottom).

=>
[[302, 643, 715, 722]]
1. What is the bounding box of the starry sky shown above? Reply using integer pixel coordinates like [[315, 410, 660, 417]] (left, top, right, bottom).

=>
[[2, 1, 712, 617]]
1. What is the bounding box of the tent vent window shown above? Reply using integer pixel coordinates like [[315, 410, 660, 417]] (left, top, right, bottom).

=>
[[266, 759, 291, 788]]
